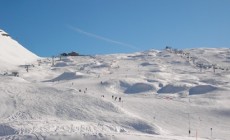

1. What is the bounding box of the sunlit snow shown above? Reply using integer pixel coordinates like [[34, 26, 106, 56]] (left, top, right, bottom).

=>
[[0, 29, 230, 140]]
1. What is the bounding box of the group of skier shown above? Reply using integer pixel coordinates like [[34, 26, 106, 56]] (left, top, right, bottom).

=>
[[112, 95, 122, 102]]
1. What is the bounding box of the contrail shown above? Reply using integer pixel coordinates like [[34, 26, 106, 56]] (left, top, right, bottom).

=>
[[67, 25, 139, 51]]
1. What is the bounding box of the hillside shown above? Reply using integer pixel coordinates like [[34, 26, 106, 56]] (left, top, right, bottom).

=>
[[0, 29, 38, 71], [0, 47, 230, 140]]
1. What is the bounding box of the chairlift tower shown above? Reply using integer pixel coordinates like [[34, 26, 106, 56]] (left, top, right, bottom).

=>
[[197, 63, 203, 72], [37, 59, 41, 66], [52, 56, 55, 66], [59, 55, 62, 61], [187, 52, 190, 62], [187, 113, 191, 136], [25, 65, 29, 72], [212, 64, 217, 73]]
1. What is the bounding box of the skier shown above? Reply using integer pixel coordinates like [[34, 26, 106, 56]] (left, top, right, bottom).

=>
[[119, 97, 121, 102]]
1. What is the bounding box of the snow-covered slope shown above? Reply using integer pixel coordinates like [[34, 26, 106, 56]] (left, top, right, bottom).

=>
[[0, 29, 38, 71], [0, 47, 230, 140]]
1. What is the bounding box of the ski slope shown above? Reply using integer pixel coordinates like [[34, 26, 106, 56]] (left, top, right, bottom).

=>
[[0, 32, 230, 139]]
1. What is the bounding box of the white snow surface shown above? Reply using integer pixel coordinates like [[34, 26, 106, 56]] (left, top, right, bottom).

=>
[[0, 29, 38, 71], [0, 42, 230, 140]]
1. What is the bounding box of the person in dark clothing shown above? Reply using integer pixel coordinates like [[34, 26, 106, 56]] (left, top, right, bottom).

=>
[[119, 97, 121, 102]]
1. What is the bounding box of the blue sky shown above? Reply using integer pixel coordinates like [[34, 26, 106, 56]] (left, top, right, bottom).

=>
[[0, 0, 230, 57]]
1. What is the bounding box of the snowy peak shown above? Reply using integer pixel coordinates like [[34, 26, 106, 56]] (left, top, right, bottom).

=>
[[0, 29, 38, 71]]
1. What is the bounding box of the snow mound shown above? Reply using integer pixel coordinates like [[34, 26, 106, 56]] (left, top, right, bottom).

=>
[[157, 84, 189, 94], [189, 85, 218, 95], [46, 72, 86, 82], [101, 80, 156, 94], [123, 82, 156, 94], [101, 79, 125, 94]]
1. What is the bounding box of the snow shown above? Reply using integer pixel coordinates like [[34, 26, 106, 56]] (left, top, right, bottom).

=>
[[45, 72, 86, 82], [0, 29, 38, 71], [157, 84, 189, 94], [189, 85, 218, 95], [0, 31, 230, 139]]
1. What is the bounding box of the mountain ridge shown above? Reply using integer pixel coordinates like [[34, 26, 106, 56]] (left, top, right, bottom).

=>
[[0, 29, 38, 71]]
